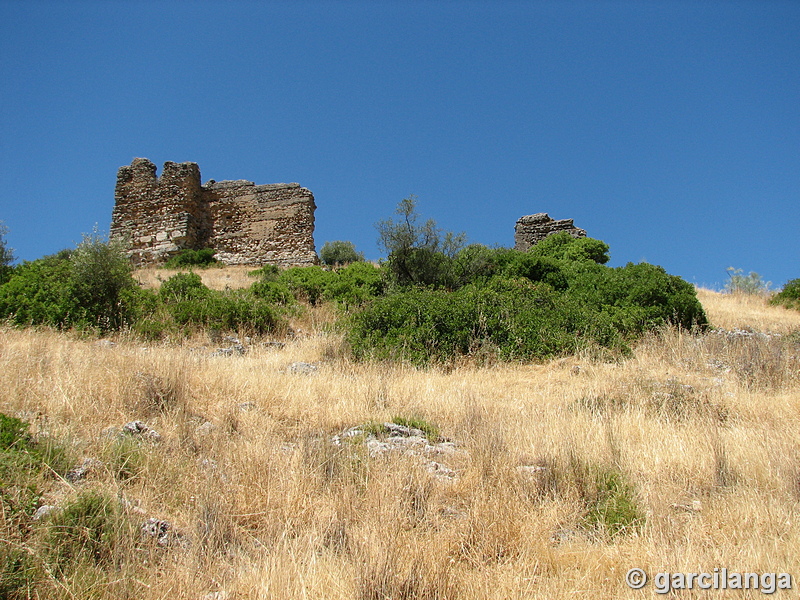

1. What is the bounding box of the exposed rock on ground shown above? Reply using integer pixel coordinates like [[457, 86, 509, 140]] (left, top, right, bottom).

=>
[[332, 422, 462, 482]]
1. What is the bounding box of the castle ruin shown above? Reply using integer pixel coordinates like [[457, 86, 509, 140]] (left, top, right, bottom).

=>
[[514, 213, 587, 252], [110, 158, 318, 266]]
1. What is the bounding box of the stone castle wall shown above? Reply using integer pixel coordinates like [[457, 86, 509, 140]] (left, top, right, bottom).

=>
[[514, 213, 586, 252], [110, 158, 317, 266]]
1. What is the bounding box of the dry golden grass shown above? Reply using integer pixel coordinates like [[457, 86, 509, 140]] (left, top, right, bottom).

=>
[[1, 291, 799, 598], [134, 265, 257, 291], [697, 287, 800, 334]]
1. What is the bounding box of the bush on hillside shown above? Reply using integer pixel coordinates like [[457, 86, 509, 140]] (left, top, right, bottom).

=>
[[168, 292, 278, 335], [250, 279, 295, 304], [70, 231, 138, 330], [0, 253, 76, 327], [0, 233, 140, 331], [159, 271, 210, 302], [320, 240, 364, 266], [771, 278, 800, 310], [163, 248, 218, 268], [277, 266, 338, 305], [322, 261, 387, 307], [347, 233, 707, 364], [347, 281, 615, 364]]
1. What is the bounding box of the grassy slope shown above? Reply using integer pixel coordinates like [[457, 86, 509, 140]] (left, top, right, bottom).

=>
[[0, 289, 798, 598]]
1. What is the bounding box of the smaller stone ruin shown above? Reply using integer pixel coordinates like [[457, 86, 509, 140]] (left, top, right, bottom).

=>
[[514, 213, 587, 252]]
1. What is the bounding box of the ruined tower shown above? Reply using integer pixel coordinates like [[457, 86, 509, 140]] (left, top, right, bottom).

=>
[[514, 213, 587, 252], [110, 158, 318, 266]]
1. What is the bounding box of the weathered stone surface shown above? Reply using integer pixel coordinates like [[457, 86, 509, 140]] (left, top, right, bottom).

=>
[[111, 158, 318, 266], [141, 517, 186, 547], [331, 423, 464, 482], [65, 458, 104, 483], [288, 361, 318, 375], [33, 505, 58, 521], [514, 213, 587, 252], [122, 420, 162, 441]]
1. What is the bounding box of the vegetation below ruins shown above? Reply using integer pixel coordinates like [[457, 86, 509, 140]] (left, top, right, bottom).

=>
[[0, 221, 708, 365]]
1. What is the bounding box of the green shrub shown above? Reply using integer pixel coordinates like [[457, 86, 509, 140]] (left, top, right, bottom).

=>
[[771, 278, 800, 310], [128, 273, 283, 339], [566, 262, 708, 332], [347, 282, 599, 364], [347, 234, 707, 365], [499, 253, 568, 290], [279, 266, 338, 305], [69, 231, 137, 330], [168, 292, 277, 335], [0, 253, 77, 327], [250, 280, 295, 304], [323, 261, 386, 307], [530, 232, 610, 265], [0, 233, 142, 331], [320, 240, 365, 266], [163, 247, 218, 268], [159, 271, 209, 302]]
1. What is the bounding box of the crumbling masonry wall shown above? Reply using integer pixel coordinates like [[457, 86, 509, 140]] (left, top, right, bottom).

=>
[[110, 158, 317, 266], [514, 213, 587, 252]]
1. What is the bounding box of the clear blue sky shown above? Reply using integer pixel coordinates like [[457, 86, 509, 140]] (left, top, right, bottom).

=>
[[1, 0, 797, 289]]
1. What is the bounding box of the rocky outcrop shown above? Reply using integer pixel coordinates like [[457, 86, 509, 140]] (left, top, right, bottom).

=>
[[110, 158, 318, 266], [514, 213, 586, 252]]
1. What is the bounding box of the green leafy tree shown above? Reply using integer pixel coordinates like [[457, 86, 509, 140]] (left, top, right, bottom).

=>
[[319, 240, 364, 266], [0, 221, 15, 285], [376, 195, 466, 287], [69, 229, 138, 330]]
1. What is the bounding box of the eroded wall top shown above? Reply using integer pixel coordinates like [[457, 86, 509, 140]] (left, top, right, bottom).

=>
[[514, 213, 587, 252]]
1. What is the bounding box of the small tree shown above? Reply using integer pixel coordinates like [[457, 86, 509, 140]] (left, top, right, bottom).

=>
[[376, 195, 466, 287], [0, 221, 15, 285], [70, 228, 137, 330], [724, 267, 771, 296], [319, 240, 364, 266]]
